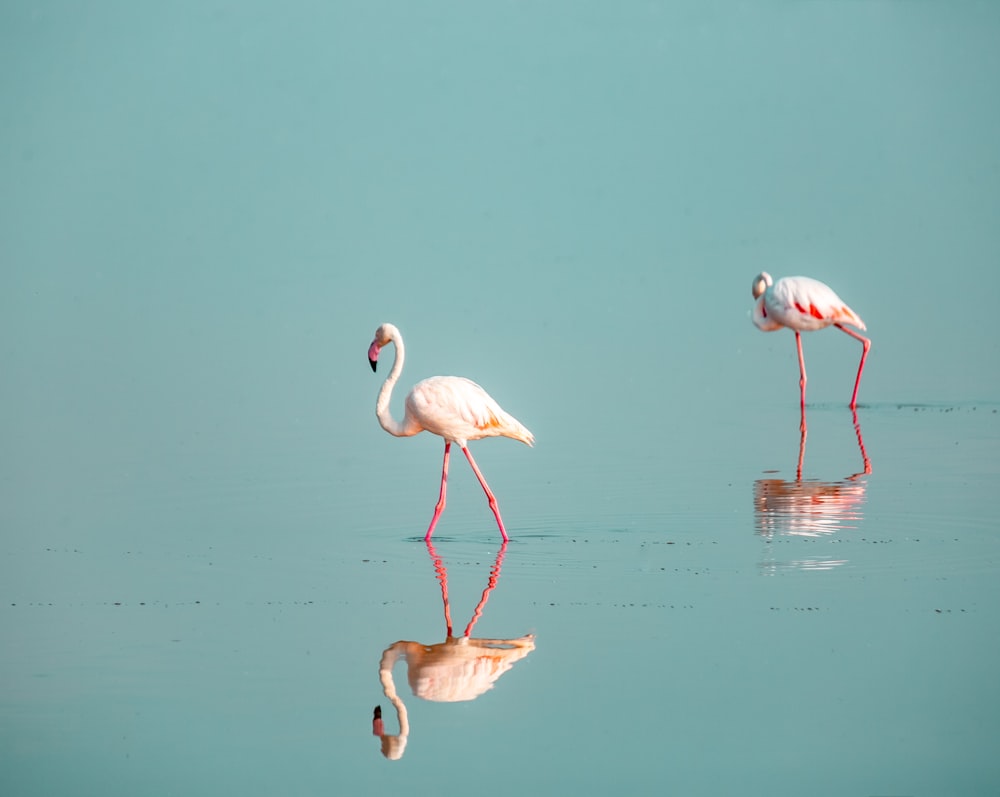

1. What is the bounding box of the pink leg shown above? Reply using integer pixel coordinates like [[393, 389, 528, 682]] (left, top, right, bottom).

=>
[[795, 331, 808, 432], [835, 324, 871, 410], [425, 442, 451, 541], [461, 446, 509, 542]]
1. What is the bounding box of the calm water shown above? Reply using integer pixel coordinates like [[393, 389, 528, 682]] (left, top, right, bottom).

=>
[[3, 3, 999, 796]]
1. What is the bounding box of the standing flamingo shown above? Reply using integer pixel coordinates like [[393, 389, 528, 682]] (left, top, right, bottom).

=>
[[367, 323, 533, 541], [751, 272, 871, 418]]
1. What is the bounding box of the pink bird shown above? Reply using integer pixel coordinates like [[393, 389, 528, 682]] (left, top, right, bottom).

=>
[[367, 323, 534, 542], [751, 272, 871, 413]]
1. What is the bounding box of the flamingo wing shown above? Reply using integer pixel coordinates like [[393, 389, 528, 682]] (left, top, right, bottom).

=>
[[771, 276, 866, 331], [406, 376, 525, 444]]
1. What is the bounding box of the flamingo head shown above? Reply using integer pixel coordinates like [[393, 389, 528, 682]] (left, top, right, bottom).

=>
[[368, 323, 397, 372], [752, 271, 773, 299]]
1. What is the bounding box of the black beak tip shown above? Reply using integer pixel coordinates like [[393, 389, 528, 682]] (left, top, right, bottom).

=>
[[369, 359, 377, 372]]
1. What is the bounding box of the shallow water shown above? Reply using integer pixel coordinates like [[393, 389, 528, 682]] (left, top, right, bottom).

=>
[[3, 3, 1000, 796]]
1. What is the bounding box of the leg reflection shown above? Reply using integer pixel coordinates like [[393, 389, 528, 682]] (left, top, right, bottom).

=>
[[851, 407, 872, 477], [794, 407, 871, 481], [426, 539, 508, 638]]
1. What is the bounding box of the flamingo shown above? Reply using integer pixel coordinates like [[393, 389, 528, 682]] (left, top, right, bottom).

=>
[[751, 272, 871, 418], [367, 323, 534, 541]]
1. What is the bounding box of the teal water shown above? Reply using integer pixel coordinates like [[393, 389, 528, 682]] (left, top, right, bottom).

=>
[[3, 3, 999, 796]]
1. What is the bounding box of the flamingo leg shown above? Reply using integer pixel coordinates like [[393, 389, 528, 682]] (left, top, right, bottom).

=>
[[835, 323, 871, 410], [461, 446, 509, 542], [425, 442, 451, 541], [795, 331, 808, 431]]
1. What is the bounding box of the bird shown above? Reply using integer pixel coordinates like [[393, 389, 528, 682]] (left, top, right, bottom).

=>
[[751, 272, 871, 417], [367, 323, 533, 541]]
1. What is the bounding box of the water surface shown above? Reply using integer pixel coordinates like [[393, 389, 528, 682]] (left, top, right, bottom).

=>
[[2, 2, 999, 796]]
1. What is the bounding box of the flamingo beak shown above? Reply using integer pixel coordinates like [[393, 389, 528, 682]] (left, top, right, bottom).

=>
[[372, 705, 384, 736], [368, 341, 380, 372]]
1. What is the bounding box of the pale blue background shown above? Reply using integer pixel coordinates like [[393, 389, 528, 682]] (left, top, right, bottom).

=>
[[2, 2, 999, 795]]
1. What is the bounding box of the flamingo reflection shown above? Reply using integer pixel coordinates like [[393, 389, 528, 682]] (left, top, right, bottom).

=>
[[371, 541, 535, 760], [755, 410, 871, 572]]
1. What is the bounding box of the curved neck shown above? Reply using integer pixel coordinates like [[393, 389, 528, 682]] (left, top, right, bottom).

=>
[[376, 332, 414, 437]]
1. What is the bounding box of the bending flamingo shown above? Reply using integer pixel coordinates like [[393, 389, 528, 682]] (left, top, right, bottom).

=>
[[751, 272, 871, 415], [367, 323, 533, 541]]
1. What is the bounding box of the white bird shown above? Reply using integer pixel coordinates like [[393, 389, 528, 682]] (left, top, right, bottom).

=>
[[751, 272, 871, 417], [367, 323, 533, 541]]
